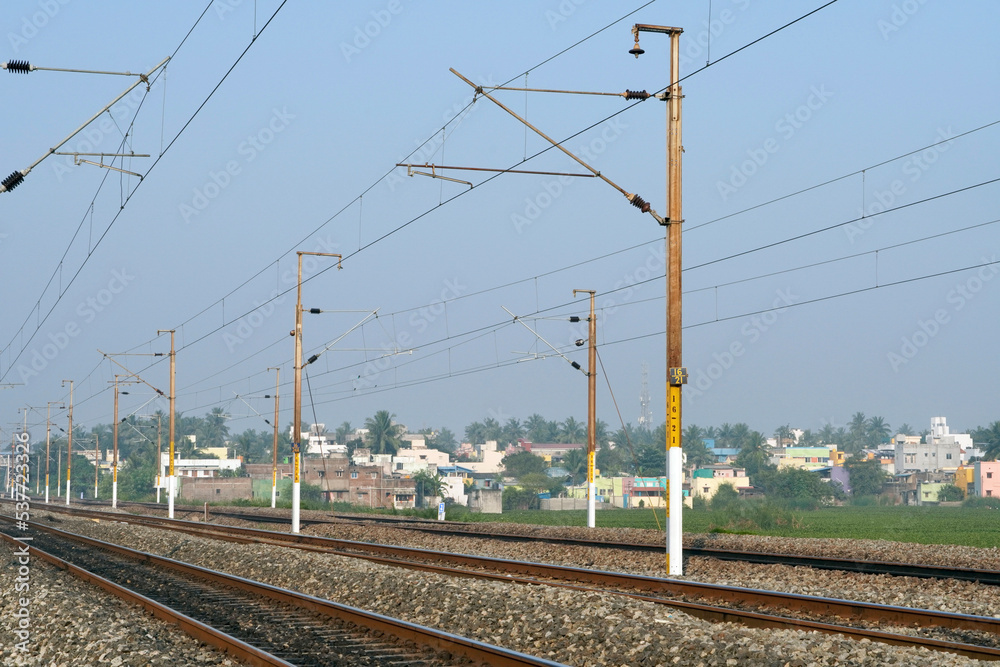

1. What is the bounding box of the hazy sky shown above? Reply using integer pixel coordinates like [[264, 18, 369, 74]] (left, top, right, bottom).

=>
[[2, 1, 998, 444]]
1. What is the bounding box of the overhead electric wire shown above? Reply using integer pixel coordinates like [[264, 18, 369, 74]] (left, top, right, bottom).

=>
[[5, 1, 913, 426], [109, 0, 840, 374], [688, 117, 1000, 233], [686, 175, 1000, 272], [71, 199, 1000, 423], [0, 0, 287, 384], [280, 255, 1000, 408]]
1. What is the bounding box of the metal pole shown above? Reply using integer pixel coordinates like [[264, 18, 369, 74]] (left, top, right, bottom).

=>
[[269, 367, 280, 509], [45, 405, 50, 503], [94, 433, 99, 499], [113, 377, 120, 508], [63, 380, 73, 505], [170, 330, 175, 517], [574, 290, 597, 528], [156, 415, 161, 503], [292, 251, 341, 533], [293, 255, 304, 534], [45, 402, 61, 503], [665, 29, 685, 577], [158, 330, 176, 518]]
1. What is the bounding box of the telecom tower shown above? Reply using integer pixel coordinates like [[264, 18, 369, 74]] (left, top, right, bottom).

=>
[[638, 362, 652, 429]]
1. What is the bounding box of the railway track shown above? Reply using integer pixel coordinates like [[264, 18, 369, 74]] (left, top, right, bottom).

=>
[[16, 503, 1000, 662], [80, 499, 1000, 587], [0, 515, 565, 667]]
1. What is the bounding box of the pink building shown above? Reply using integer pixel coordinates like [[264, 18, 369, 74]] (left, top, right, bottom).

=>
[[975, 461, 1000, 498]]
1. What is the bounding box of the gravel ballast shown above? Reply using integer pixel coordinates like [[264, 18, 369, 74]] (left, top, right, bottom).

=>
[[28, 508, 996, 667], [0, 537, 238, 666]]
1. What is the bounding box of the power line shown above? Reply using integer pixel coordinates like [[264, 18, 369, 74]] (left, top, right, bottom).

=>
[[0, 1, 289, 384]]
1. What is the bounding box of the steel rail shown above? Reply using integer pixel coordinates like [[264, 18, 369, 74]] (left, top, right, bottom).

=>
[[0, 530, 295, 667], [332, 513, 1000, 585], [14, 499, 1000, 585], [20, 504, 1000, 640], [1, 516, 566, 667], [14, 505, 1000, 663]]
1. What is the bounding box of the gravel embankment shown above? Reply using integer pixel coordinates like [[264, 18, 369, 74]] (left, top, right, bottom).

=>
[[37, 510, 996, 667], [0, 537, 238, 666]]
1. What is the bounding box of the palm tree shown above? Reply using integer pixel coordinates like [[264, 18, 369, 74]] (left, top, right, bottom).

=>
[[428, 427, 458, 453], [866, 416, 891, 447], [847, 412, 867, 453], [524, 414, 548, 442], [334, 421, 353, 445], [198, 407, 231, 450], [774, 424, 794, 447], [482, 417, 503, 442], [818, 423, 837, 445], [798, 429, 819, 447], [412, 469, 446, 507], [735, 431, 772, 479], [683, 424, 713, 469], [364, 410, 402, 456], [730, 423, 752, 450], [562, 448, 587, 485], [559, 417, 585, 444], [897, 423, 914, 437], [717, 423, 734, 449], [501, 418, 524, 446], [975, 422, 1000, 461], [464, 421, 486, 445]]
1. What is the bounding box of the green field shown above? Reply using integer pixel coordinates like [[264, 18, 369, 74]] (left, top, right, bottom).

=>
[[458, 506, 1000, 549]]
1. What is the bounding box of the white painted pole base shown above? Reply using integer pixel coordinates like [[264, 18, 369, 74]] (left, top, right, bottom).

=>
[[292, 481, 301, 533], [587, 481, 596, 528], [66, 481, 70, 505], [271, 483, 276, 509], [668, 447, 683, 575], [168, 476, 175, 518], [112, 482, 117, 509]]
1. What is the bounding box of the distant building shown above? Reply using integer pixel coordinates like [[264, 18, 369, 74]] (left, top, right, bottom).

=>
[[520, 441, 585, 461], [159, 453, 241, 480], [689, 466, 752, 504], [927, 416, 973, 449], [770, 446, 835, 471], [894, 418, 966, 473], [709, 447, 740, 464], [973, 461, 1000, 498]]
